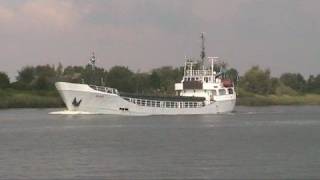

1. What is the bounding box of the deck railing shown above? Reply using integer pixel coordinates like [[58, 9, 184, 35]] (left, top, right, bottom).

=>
[[89, 85, 119, 95], [121, 96, 205, 108], [185, 70, 214, 76]]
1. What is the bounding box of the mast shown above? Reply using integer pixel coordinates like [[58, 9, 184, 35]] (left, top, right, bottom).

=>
[[89, 51, 96, 71], [200, 32, 206, 69]]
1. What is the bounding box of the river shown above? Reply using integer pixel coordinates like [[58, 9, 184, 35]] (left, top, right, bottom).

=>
[[0, 106, 319, 179]]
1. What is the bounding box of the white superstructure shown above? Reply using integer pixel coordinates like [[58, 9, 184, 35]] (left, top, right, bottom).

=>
[[54, 34, 236, 115]]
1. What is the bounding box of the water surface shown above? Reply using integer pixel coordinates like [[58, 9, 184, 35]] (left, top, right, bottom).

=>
[[0, 106, 320, 179]]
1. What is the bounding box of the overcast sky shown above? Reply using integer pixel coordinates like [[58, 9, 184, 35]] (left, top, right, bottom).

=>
[[0, 0, 319, 80]]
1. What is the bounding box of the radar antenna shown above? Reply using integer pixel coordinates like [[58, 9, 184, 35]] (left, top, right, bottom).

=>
[[89, 51, 96, 70], [200, 32, 206, 68]]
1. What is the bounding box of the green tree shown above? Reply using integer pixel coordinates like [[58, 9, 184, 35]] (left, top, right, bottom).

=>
[[152, 66, 183, 94], [62, 66, 85, 83], [225, 68, 239, 85], [106, 66, 135, 92], [34, 76, 50, 90], [17, 66, 35, 84], [35, 65, 56, 78], [82, 65, 106, 85], [307, 74, 320, 93], [239, 66, 272, 95], [133, 73, 151, 93], [34, 65, 57, 89], [149, 71, 160, 90], [63, 66, 84, 75], [280, 73, 306, 93], [0, 72, 10, 89], [274, 82, 298, 96]]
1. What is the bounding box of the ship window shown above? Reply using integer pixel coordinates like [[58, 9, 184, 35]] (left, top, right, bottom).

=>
[[219, 89, 226, 95], [196, 77, 199, 80], [204, 77, 208, 83], [212, 90, 217, 96], [147, 100, 151, 106], [228, 88, 233, 94], [156, 101, 160, 107], [191, 77, 195, 81], [184, 78, 187, 81], [119, 107, 128, 111]]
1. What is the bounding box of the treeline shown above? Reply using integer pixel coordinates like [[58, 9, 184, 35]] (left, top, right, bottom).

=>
[[238, 66, 320, 96], [0, 64, 184, 95], [0, 63, 320, 97]]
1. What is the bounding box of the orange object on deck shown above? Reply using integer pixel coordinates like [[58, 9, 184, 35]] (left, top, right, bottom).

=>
[[222, 79, 233, 87]]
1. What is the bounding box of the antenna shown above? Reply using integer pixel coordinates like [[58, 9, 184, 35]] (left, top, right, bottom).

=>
[[200, 32, 206, 65], [89, 51, 96, 70]]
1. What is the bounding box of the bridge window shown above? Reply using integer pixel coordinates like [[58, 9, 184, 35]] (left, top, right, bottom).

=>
[[219, 89, 226, 95], [212, 90, 217, 96], [228, 88, 233, 94]]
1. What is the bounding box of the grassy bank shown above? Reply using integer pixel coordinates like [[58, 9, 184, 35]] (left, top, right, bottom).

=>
[[1, 89, 320, 109], [0, 89, 64, 109], [237, 94, 320, 106]]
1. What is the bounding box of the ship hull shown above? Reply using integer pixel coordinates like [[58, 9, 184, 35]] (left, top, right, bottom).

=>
[[55, 82, 236, 116]]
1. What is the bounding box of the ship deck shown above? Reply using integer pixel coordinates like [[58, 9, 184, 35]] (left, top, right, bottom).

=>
[[119, 92, 205, 102]]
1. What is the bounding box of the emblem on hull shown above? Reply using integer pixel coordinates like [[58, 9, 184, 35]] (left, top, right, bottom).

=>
[[72, 97, 82, 107]]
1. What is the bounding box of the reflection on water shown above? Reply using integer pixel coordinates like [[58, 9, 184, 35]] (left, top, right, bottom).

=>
[[0, 106, 320, 179]]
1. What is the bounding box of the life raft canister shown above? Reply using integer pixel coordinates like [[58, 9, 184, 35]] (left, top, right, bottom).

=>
[[222, 79, 233, 87]]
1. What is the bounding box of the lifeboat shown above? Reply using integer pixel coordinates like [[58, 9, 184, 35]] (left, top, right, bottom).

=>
[[222, 79, 233, 87]]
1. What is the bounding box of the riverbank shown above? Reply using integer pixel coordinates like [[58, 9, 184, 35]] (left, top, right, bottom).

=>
[[0, 90, 63, 109], [237, 94, 320, 106], [1, 90, 320, 109]]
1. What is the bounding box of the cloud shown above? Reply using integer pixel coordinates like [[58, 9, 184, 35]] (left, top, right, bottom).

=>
[[0, 5, 15, 23], [0, 0, 81, 31], [1, 0, 320, 80], [21, 0, 79, 29], [191, 0, 249, 23]]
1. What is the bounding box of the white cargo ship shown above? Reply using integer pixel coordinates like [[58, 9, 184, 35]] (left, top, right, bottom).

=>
[[54, 34, 236, 115]]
